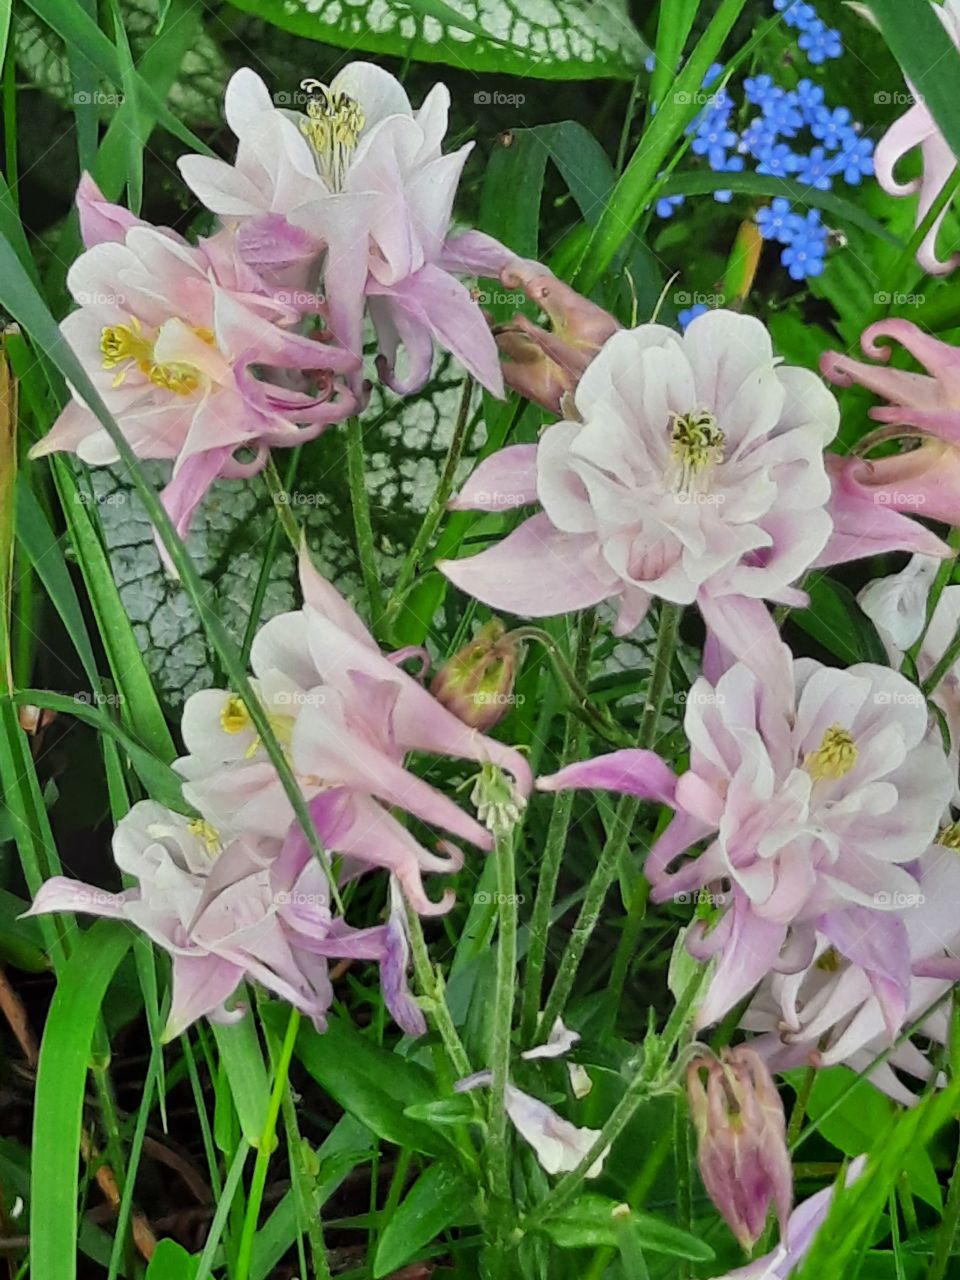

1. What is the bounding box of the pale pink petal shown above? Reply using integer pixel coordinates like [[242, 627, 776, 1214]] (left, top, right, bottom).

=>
[[448, 445, 539, 512]]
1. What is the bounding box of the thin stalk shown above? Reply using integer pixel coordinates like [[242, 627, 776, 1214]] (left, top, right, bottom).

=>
[[235, 1007, 301, 1280], [388, 376, 475, 626], [406, 904, 474, 1081], [484, 823, 519, 1274], [929, 1136, 960, 1280], [538, 603, 682, 1034], [880, 164, 960, 319], [344, 415, 385, 628], [922, 625, 960, 694], [786, 1065, 816, 1150], [673, 1093, 692, 1280], [281, 1083, 332, 1280], [614, 1212, 651, 1280], [262, 452, 302, 552], [525, 965, 706, 1233], [520, 613, 595, 1041]]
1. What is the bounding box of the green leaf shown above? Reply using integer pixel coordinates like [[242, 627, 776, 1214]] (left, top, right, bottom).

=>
[[224, 0, 647, 81], [267, 1005, 455, 1158], [30, 920, 134, 1280], [373, 1162, 474, 1277], [791, 577, 889, 666], [0, 887, 47, 972], [211, 1004, 270, 1149], [541, 1194, 715, 1260], [144, 1238, 200, 1279]]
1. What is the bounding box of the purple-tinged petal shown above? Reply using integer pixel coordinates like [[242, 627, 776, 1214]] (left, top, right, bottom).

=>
[[76, 172, 147, 247], [448, 444, 539, 512], [163, 954, 245, 1041], [25, 876, 132, 919], [818, 906, 910, 1038], [697, 592, 792, 692], [538, 749, 677, 805]]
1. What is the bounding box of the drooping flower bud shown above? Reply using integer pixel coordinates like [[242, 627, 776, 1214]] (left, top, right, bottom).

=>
[[493, 259, 619, 415], [687, 1045, 793, 1252], [429, 619, 520, 732]]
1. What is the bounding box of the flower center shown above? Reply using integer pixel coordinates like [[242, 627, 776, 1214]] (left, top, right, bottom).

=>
[[100, 318, 215, 397], [804, 725, 858, 782], [669, 408, 725, 490], [299, 79, 365, 191], [938, 820, 960, 850], [187, 818, 222, 855], [816, 947, 842, 973], [219, 692, 295, 758]]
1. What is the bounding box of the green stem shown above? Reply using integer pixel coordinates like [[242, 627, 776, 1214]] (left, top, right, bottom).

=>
[[575, 0, 750, 290], [262, 452, 302, 551], [235, 1008, 301, 1280], [786, 1065, 816, 1150], [520, 614, 595, 1042], [485, 823, 519, 1274], [908, 527, 960, 671], [525, 965, 706, 1233], [922, 625, 960, 695], [344, 415, 386, 628], [880, 163, 960, 319], [406, 903, 474, 1082], [388, 376, 475, 628], [537, 603, 682, 1033], [927, 1135, 960, 1280]]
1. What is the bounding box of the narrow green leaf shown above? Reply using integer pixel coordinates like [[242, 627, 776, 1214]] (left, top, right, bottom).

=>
[[144, 1240, 200, 1279], [541, 1194, 715, 1260], [30, 920, 133, 1280], [211, 1004, 270, 1148], [373, 1162, 474, 1277], [791, 578, 889, 666]]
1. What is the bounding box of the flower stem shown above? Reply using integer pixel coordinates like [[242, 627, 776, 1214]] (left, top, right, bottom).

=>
[[485, 821, 519, 1275], [406, 903, 475, 1082], [537, 603, 681, 1035], [235, 1007, 301, 1280], [922, 626, 960, 696], [388, 376, 475, 631], [524, 963, 706, 1234], [521, 613, 595, 1042], [344, 415, 386, 629], [262, 452, 302, 551]]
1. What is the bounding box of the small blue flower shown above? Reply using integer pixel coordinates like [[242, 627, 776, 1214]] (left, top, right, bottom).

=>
[[835, 132, 875, 184], [799, 19, 843, 63], [756, 197, 802, 243], [781, 208, 828, 279], [776, 0, 818, 29], [742, 115, 781, 159], [703, 62, 724, 89], [795, 145, 842, 190], [810, 105, 853, 149], [692, 111, 739, 156], [656, 194, 685, 219], [763, 89, 804, 137], [678, 303, 709, 330], [757, 142, 800, 178], [794, 78, 826, 120], [744, 73, 778, 106]]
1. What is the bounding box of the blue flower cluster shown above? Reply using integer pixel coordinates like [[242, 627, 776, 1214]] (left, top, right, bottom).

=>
[[653, 0, 874, 287], [773, 0, 842, 65]]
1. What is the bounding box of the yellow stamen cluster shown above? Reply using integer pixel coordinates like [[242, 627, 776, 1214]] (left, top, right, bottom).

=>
[[99, 318, 214, 396], [187, 818, 222, 855], [670, 408, 725, 488], [804, 725, 858, 782], [816, 947, 842, 973], [299, 79, 365, 190], [219, 693, 294, 759], [937, 821, 960, 850]]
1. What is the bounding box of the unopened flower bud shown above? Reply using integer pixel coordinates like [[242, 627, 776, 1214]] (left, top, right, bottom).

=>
[[687, 1045, 793, 1251], [430, 619, 519, 731], [494, 259, 620, 415]]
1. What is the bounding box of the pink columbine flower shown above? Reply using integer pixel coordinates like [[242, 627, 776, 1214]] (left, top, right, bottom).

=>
[[178, 65, 510, 396], [174, 548, 532, 915], [29, 190, 357, 543], [742, 843, 960, 1105], [492, 258, 620, 414], [25, 801, 418, 1038], [873, 0, 960, 275], [710, 1157, 866, 1280], [687, 1046, 793, 1251], [441, 309, 948, 687], [821, 319, 960, 539], [539, 653, 954, 1028]]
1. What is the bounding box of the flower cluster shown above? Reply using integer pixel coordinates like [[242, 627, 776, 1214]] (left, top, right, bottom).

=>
[[656, 1, 872, 289], [28, 551, 532, 1038], [32, 64, 510, 544]]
